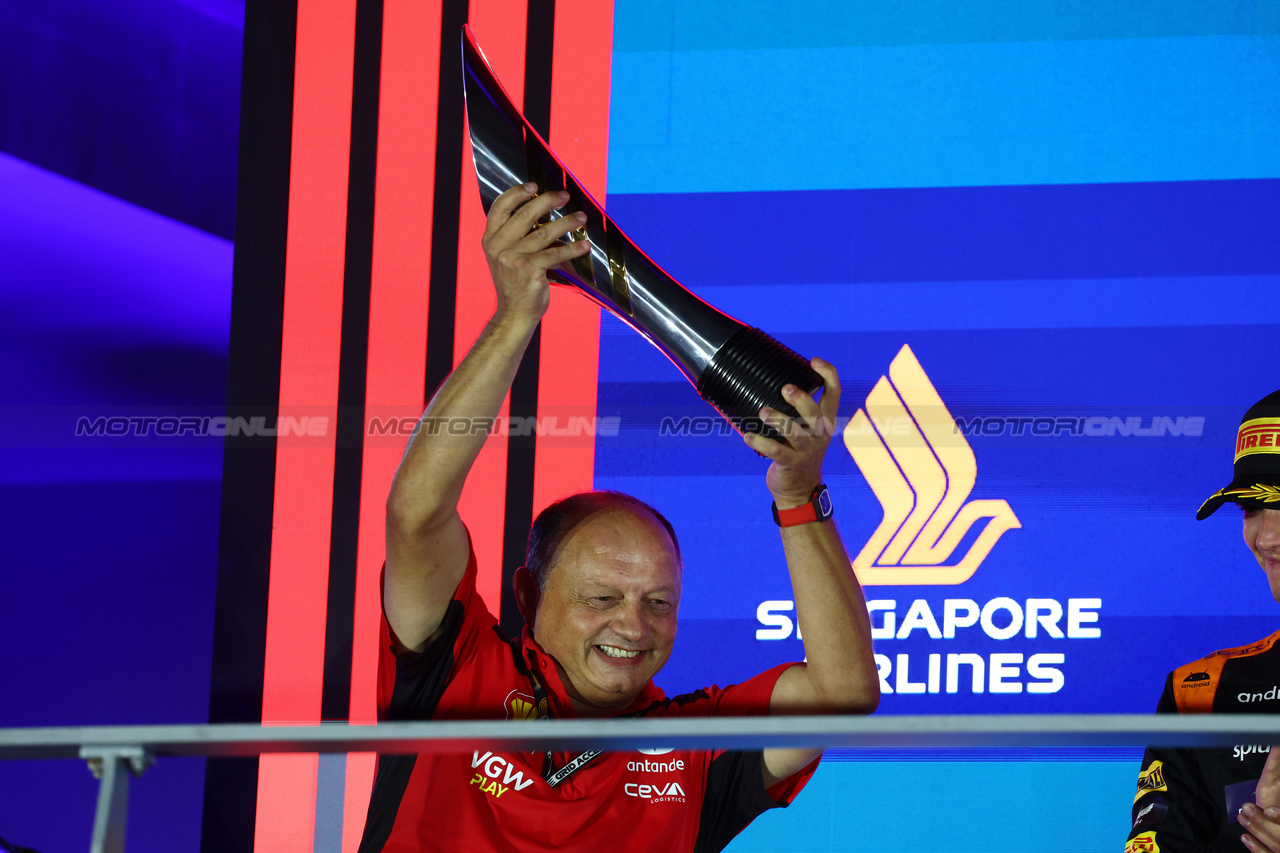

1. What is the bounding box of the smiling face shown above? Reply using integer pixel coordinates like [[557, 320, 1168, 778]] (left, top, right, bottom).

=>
[[1244, 507, 1280, 602], [528, 507, 681, 716]]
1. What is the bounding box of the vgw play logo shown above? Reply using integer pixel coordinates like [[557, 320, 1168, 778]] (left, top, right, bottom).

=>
[[843, 345, 1020, 585]]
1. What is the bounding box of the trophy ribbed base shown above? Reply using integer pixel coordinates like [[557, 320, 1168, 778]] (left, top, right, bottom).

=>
[[697, 326, 824, 441]]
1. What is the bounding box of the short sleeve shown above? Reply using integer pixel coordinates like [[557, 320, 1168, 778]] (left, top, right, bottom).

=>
[[376, 537, 497, 721], [678, 664, 819, 853], [720, 663, 821, 802], [711, 663, 798, 717], [655, 663, 800, 719]]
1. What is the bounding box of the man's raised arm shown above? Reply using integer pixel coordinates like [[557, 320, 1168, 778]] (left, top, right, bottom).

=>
[[743, 362, 880, 787], [383, 185, 588, 653]]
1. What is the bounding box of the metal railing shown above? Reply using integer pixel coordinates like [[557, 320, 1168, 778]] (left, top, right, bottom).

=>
[[5, 714, 1280, 853]]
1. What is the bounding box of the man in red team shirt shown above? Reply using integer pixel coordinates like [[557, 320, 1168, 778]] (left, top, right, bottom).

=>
[[357, 185, 879, 852]]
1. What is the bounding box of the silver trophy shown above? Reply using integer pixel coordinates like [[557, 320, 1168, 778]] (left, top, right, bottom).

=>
[[462, 26, 822, 439]]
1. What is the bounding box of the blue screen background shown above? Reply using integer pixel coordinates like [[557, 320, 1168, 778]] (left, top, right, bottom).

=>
[[599, 3, 1279, 849]]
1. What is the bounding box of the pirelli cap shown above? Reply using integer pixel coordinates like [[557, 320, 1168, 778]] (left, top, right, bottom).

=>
[[1197, 390, 1280, 520]]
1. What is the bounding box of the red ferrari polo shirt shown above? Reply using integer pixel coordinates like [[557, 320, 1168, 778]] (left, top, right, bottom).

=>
[[357, 539, 816, 852]]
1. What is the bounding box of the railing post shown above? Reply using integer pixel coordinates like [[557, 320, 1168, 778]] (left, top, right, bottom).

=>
[[81, 746, 154, 853]]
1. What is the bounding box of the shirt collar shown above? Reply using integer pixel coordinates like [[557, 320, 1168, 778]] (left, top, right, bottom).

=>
[[519, 627, 666, 718]]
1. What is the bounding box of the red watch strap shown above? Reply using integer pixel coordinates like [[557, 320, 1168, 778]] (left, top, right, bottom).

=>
[[772, 485, 831, 527], [774, 500, 820, 527]]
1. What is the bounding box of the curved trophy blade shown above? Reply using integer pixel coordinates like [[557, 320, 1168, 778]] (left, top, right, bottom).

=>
[[461, 26, 822, 439]]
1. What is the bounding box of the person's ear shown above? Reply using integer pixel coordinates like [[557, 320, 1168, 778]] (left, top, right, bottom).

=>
[[513, 566, 539, 629]]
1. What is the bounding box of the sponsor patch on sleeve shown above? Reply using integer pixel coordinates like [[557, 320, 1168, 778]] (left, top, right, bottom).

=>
[[1134, 760, 1167, 804], [1125, 831, 1160, 853], [1132, 797, 1168, 830]]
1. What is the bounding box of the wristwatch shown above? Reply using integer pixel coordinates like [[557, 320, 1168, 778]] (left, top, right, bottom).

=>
[[772, 484, 833, 527]]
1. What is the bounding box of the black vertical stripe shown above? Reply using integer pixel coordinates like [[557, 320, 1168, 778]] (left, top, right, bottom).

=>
[[321, 0, 384, 723], [522, 1, 556, 135], [694, 751, 781, 853], [356, 599, 467, 852], [423, 3, 471, 402], [201, 3, 298, 851], [499, 0, 556, 639], [500, 321, 541, 640]]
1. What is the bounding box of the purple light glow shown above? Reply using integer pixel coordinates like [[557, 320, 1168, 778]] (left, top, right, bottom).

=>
[[0, 150, 232, 482]]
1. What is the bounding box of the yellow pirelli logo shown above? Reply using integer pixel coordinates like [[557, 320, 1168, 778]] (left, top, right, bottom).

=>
[[1125, 832, 1160, 853], [843, 345, 1020, 585], [1235, 417, 1280, 462]]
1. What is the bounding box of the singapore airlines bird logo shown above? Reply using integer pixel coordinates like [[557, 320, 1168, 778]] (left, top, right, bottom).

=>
[[843, 345, 1020, 585]]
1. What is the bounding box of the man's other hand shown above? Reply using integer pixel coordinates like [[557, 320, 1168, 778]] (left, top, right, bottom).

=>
[[1242, 747, 1280, 853], [745, 358, 841, 507], [482, 184, 589, 325]]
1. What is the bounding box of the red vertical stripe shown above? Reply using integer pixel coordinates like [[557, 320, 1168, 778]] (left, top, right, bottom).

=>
[[455, 1, 529, 618], [340, 753, 378, 853], [340, 1, 445, 848], [256, 0, 358, 849], [532, 0, 614, 515], [256, 755, 321, 853]]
